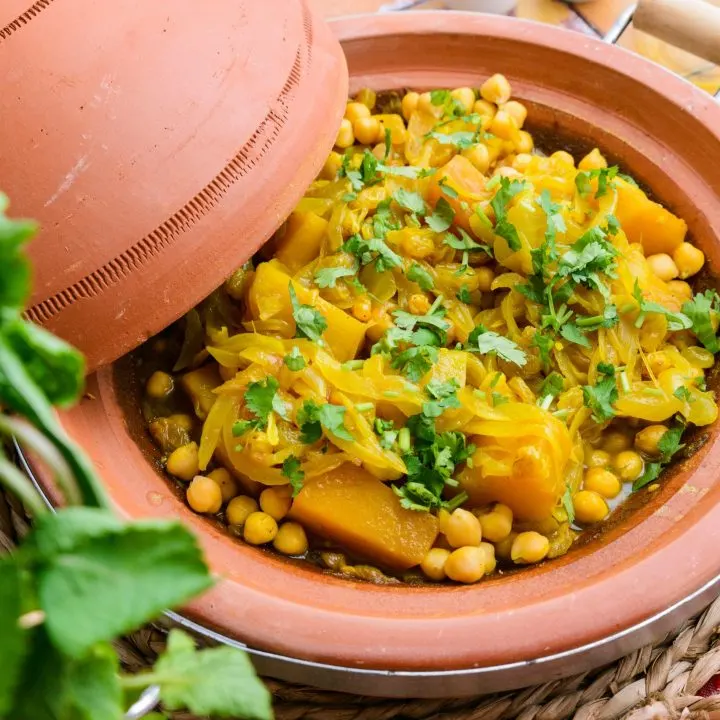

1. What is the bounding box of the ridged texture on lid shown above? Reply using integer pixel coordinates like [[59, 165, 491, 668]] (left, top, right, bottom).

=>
[[0, 0, 347, 371]]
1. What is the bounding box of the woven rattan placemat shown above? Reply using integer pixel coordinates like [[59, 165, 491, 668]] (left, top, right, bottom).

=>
[[2, 486, 720, 720]]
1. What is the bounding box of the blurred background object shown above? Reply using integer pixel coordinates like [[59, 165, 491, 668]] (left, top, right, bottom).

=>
[[308, 0, 720, 94]]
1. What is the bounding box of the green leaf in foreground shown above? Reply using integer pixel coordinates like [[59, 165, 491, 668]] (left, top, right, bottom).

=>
[[682, 290, 720, 353], [0, 558, 28, 715], [150, 629, 272, 719], [32, 508, 212, 658], [283, 347, 305, 371], [282, 455, 305, 496], [0, 194, 37, 310], [314, 265, 357, 289], [407, 263, 434, 291], [426, 197, 455, 232], [393, 188, 426, 215]]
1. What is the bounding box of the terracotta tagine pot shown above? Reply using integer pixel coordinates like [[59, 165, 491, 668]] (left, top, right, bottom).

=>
[[5, 6, 720, 698]]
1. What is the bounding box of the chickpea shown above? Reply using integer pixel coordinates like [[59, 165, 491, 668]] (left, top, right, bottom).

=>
[[583, 467, 621, 499], [354, 116, 381, 146], [451, 87, 476, 114], [578, 148, 608, 171], [494, 531, 517, 560], [500, 100, 527, 129], [352, 296, 373, 322], [602, 431, 631, 454], [462, 143, 490, 173], [573, 490, 609, 524], [490, 110, 518, 141], [259, 486, 293, 521], [646, 253, 679, 282], [478, 505, 512, 543], [355, 87, 376, 110], [634, 425, 668, 458], [345, 101, 371, 123], [665, 287, 695, 311], [273, 522, 309, 555], [408, 293, 431, 316], [421, 547, 451, 581], [444, 508, 482, 548], [551, 150, 575, 168], [207, 468, 237, 503], [511, 531, 549, 565], [401, 91, 420, 120], [587, 449, 611, 469], [417, 91, 435, 115], [321, 151, 343, 180], [186, 475, 222, 514], [226, 495, 259, 526], [243, 512, 278, 545], [479, 542, 497, 574], [475, 267, 495, 293], [673, 242, 705, 279], [166, 442, 199, 481], [444, 546, 486, 583], [613, 450, 644, 482], [682, 345, 715, 369], [495, 165, 522, 179], [480, 73, 512, 105], [335, 118, 354, 149], [513, 153, 533, 171], [146, 371, 173, 399], [473, 98, 496, 119]]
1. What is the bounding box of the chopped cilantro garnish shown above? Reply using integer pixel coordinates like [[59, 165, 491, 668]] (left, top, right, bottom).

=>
[[393, 188, 426, 215], [289, 283, 327, 344], [426, 197, 455, 233], [490, 177, 525, 251], [232, 377, 285, 435], [343, 232, 402, 274], [427, 131, 478, 149], [422, 379, 460, 417], [314, 264, 357, 289], [540, 372, 565, 399], [633, 422, 686, 491], [491, 392, 509, 407], [575, 166, 619, 198], [562, 486, 575, 524], [439, 177, 459, 199], [384, 127, 392, 159], [456, 284, 472, 303], [283, 347, 305, 371], [531, 330, 555, 370], [281, 455, 305, 497], [557, 226, 618, 294], [391, 345, 439, 383], [633, 280, 692, 331], [466, 325, 527, 366], [443, 227, 491, 255], [537, 189, 567, 247], [582, 362, 618, 423], [682, 290, 720, 353], [430, 89, 450, 106], [559, 322, 590, 348], [673, 386, 693, 403], [297, 400, 354, 444], [407, 263, 434, 291], [632, 462, 662, 492]]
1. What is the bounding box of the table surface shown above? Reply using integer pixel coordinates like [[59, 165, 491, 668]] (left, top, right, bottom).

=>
[[310, 0, 720, 95]]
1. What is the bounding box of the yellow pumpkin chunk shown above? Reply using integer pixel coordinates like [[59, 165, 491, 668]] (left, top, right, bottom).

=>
[[180, 364, 221, 420], [274, 211, 329, 273], [290, 463, 439, 569]]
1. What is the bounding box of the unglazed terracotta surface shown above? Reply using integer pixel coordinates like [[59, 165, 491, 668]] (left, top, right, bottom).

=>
[[31, 12, 720, 673], [0, 0, 347, 372]]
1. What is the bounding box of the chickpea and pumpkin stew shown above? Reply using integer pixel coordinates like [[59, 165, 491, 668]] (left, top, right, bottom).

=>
[[140, 76, 719, 585]]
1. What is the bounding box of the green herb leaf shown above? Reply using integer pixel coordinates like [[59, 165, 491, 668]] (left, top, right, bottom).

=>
[[439, 178, 459, 199], [443, 228, 490, 254], [575, 166, 619, 198], [0, 558, 28, 714], [491, 392, 509, 407], [283, 347, 306, 371], [376, 162, 426, 180], [393, 188, 426, 215], [62, 642, 123, 720], [582, 362, 618, 423], [456, 284, 472, 303], [32, 508, 212, 658], [407, 263, 434, 291], [559, 322, 591, 348], [467, 325, 527, 366], [426, 197, 455, 233], [314, 265, 357, 289], [427, 131, 478, 149], [282, 455, 305, 497], [384, 127, 392, 159], [540, 372, 565, 399], [297, 401, 353, 443], [318, 404, 353, 441], [531, 331, 555, 370], [152, 629, 272, 719], [634, 280, 692, 331], [658, 424, 685, 462], [633, 462, 662, 492], [289, 283, 327, 344], [491, 177, 525, 251], [682, 290, 720, 353], [390, 345, 439, 382], [244, 377, 280, 429], [422, 379, 460, 417], [0, 194, 36, 310], [673, 386, 693, 403]]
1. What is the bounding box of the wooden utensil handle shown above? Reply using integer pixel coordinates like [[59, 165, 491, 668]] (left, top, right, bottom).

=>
[[634, 0, 720, 66]]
